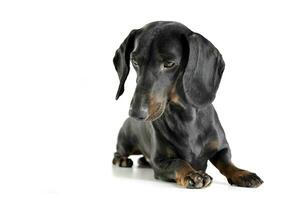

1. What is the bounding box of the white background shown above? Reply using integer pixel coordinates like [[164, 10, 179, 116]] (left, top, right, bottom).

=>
[[0, 0, 300, 199]]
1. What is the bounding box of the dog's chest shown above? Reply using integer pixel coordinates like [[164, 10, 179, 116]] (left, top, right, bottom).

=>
[[157, 117, 212, 159], [153, 104, 219, 165], [177, 122, 210, 159]]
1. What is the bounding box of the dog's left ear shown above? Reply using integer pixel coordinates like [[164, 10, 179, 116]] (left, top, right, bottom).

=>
[[113, 29, 138, 100], [183, 33, 225, 107]]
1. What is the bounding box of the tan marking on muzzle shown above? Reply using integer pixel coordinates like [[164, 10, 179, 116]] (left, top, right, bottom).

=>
[[145, 95, 166, 121]]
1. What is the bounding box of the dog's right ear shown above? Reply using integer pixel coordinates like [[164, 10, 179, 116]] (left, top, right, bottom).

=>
[[113, 29, 138, 100]]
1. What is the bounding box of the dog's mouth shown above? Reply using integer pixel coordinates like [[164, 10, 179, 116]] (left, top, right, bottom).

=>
[[145, 99, 167, 121]]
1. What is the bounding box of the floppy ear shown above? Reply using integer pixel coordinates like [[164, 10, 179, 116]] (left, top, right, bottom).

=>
[[183, 33, 225, 107], [113, 29, 138, 100]]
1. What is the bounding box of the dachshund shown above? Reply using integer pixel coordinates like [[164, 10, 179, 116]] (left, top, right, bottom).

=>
[[112, 21, 263, 189]]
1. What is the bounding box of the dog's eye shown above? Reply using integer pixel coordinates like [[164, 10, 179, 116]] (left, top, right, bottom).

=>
[[163, 61, 175, 69]]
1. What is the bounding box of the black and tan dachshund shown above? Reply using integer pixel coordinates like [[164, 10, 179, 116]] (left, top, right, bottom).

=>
[[112, 21, 263, 189]]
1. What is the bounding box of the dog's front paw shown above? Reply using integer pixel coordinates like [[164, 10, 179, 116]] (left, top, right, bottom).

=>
[[178, 171, 212, 189], [227, 170, 263, 188], [112, 152, 133, 167]]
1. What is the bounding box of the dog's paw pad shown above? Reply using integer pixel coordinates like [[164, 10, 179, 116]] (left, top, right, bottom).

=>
[[112, 153, 133, 168], [227, 170, 263, 188], [182, 171, 212, 189]]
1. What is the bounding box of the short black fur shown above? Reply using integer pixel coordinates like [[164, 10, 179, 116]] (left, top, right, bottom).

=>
[[112, 21, 263, 188]]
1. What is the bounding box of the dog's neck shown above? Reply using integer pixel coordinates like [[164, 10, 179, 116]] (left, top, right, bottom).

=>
[[166, 83, 200, 122]]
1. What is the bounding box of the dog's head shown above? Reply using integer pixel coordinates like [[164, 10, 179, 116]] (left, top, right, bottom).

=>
[[113, 21, 225, 121]]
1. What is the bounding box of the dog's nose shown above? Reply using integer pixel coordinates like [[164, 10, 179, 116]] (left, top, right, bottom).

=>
[[129, 107, 148, 121]]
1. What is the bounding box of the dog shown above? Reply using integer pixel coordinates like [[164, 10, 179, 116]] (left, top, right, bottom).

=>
[[112, 21, 263, 188]]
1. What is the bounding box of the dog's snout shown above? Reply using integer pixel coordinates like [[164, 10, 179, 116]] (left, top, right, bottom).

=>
[[129, 106, 148, 120], [129, 94, 149, 120]]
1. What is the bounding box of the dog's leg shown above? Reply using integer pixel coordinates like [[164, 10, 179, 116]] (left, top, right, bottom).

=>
[[152, 158, 212, 189], [112, 130, 140, 168], [210, 149, 263, 187]]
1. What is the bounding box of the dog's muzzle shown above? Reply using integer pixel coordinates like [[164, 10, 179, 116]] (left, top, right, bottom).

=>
[[129, 95, 167, 121]]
